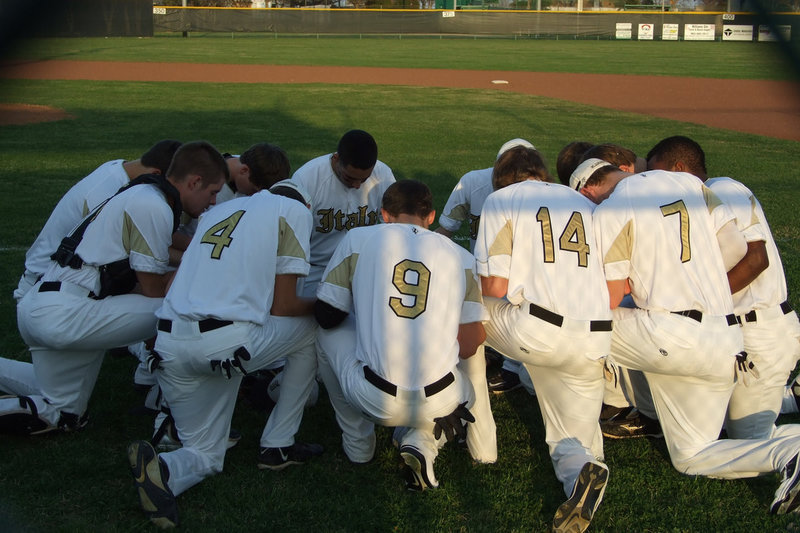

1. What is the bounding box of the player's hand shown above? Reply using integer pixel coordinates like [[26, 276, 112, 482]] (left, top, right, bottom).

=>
[[734, 351, 760, 387], [433, 402, 475, 443], [210, 347, 251, 379]]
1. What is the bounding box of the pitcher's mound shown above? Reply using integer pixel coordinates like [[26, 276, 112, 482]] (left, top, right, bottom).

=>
[[0, 103, 73, 125]]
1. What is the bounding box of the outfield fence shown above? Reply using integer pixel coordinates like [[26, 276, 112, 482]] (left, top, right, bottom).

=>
[[1, 0, 797, 40]]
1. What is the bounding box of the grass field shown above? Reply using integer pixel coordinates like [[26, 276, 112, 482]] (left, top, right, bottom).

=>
[[0, 36, 799, 532]]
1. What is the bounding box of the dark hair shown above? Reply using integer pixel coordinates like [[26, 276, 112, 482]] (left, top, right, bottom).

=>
[[582, 143, 637, 169], [337, 130, 378, 170], [492, 146, 550, 190], [381, 180, 433, 219], [647, 136, 707, 175], [240, 143, 291, 190], [585, 165, 622, 189], [167, 141, 229, 186], [140, 139, 182, 175], [556, 141, 594, 185]]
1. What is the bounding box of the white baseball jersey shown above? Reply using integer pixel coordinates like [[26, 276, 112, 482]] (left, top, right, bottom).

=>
[[291, 154, 395, 270], [438, 167, 493, 252], [593, 170, 736, 316], [42, 183, 173, 296], [15, 160, 129, 299], [317, 223, 487, 390], [176, 181, 239, 240], [705, 176, 788, 313], [475, 180, 611, 321], [158, 190, 312, 324]]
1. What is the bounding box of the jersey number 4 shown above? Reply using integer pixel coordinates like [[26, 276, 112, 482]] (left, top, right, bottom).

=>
[[389, 259, 431, 319], [200, 210, 245, 259]]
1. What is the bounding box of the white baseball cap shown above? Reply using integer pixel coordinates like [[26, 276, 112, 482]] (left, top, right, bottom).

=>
[[569, 158, 613, 191], [496, 138, 536, 160], [269, 179, 311, 206]]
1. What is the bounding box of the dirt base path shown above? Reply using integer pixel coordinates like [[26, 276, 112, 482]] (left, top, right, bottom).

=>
[[3, 59, 800, 141]]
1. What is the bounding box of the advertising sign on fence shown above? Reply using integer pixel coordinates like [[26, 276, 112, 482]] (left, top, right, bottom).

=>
[[684, 23, 715, 41], [722, 25, 753, 41], [638, 23, 654, 40], [662, 23, 679, 40], [758, 24, 791, 41], [616, 22, 632, 40]]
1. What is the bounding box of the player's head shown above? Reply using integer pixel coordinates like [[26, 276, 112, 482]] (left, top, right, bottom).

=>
[[556, 140, 594, 185], [381, 180, 434, 227], [570, 158, 629, 204], [331, 129, 378, 189], [140, 139, 182, 176], [492, 146, 550, 190], [167, 141, 229, 218], [496, 138, 535, 160], [582, 143, 642, 173], [646, 136, 707, 180], [235, 143, 291, 194]]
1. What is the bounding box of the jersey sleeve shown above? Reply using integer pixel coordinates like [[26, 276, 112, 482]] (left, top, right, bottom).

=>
[[460, 250, 489, 324], [707, 178, 767, 244], [438, 176, 471, 232], [593, 197, 633, 282], [276, 201, 313, 276], [124, 192, 172, 275], [316, 232, 358, 313], [473, 191, 512, 279]]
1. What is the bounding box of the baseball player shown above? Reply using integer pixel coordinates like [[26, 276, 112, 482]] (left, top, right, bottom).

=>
[[290, 129, 395, 298], [314, 180, 485, 489], [475, 146, 612, 533], [647, 135, 800, 439], [434, 138, 537, 463], [592, 163, 800, 515], [570, 156, 661, 437], [127, 181, 320, 528], [0, 142, 227, 435]]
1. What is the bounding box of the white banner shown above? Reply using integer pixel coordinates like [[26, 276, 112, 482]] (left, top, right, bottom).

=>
[[662, 23, 679, 41], [616, 22, 632, 40], [758, 24, 791, 42], [722, 25, 753, 41], [638, 23, 654, 40], [684, 23, 715, 41]]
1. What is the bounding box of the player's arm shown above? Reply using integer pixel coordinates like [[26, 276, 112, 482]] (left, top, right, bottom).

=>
[[726, 240, 768, 295], [607, 279, 628, 310], [271, 273, 314, 316], [135, 270, 174, 298], [457, 321, 486, 359], [434, 226, 454, 239], [480, 275, 508, 298]]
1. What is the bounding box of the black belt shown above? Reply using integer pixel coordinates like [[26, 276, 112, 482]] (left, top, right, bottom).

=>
[[672, 309, 738, 326], [529, 303, 612, 332], [736, 300, 793, 324], [157, 318, 233, 334], [363, 366, 454, 397], [38, 280, 97, 299]]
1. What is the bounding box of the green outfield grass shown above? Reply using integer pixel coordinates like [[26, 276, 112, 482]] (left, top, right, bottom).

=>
[[4, 36, 798, 80], [0, 37, 799, 532]]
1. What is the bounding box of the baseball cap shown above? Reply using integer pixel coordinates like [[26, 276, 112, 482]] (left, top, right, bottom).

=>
[[269, 179, 311, 207], [569, 158, 613, 191], [496, 138, 536, 160]]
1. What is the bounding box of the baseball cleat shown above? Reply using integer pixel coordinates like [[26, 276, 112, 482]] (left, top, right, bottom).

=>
[[256, 442, 323, 471], [0, 395, 56, 435], [127, 440, 178, 529], [600, 408, 662, 439], [487, 368, 522, 394], [771, 452, 800, 514], [552, 461, 609, 533], [153, 415, 241, 452], [399, 445, 439, 491]]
